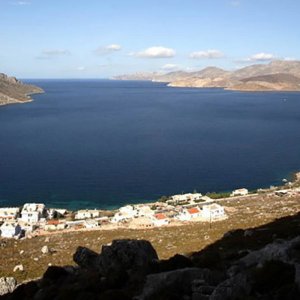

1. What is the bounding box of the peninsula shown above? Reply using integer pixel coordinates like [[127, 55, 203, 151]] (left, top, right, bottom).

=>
[[114, 60, 300, 92], [0, 73, 44, 106]]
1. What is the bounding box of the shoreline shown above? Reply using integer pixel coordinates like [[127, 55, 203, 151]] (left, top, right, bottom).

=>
[[1, 172, 299, 240], [2, 182, 300, 283], [0, 169, 297, 212]]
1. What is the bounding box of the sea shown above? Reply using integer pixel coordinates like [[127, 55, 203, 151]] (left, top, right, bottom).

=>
[[1, 79, 300, 210]]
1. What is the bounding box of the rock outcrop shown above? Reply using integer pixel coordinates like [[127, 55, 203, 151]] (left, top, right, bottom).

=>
[[2, 215, 300, 299], [0, 278, 16, 296], [0, 73, 44, 106]]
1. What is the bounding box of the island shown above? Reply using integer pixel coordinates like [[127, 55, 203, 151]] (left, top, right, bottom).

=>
[[0, 73, 44, 106], [114, 60, 300, 92]]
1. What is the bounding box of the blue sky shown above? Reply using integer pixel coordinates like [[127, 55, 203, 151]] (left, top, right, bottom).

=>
[[0, 0, 299, 78]]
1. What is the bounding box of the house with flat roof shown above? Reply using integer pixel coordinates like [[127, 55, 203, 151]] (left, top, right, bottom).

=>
[[20, 203, 46, 224], [0, 222, 22, 238], [0, 207, 20, 222], [231, 188, 248, 197], [201, 203, 226, 220], [75, 209, 101, 220]]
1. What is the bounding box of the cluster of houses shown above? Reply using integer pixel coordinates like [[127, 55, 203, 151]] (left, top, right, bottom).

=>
[[0, 188, 258, 239]]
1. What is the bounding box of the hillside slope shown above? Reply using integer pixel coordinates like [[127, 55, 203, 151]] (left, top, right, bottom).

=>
[[115, 60, 300, 92], [2, 213, 300, 299], [0, 73, 44, 106]]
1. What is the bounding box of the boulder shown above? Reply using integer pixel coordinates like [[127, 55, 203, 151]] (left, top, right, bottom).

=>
[[210, 273, 251, 300], [41, 245, 49, 254], [13, 264, 24, 272], [73, 246, 99, 269], [0, 277, 17, 296], [240, 236, 300, 268], [136, 268, 213, 300], [96, 239, 158, 276]]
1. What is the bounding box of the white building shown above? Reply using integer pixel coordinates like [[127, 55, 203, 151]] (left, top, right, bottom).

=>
[[201, 204, 225, 220], [135, 205, 154, 217], [20, 203, 46, 224], [176, 207, 202, 221], [75, 209, 100, 220], [152, 213, 169, 227], [0, 207, 20, 222], [111, 205, 138, 223], [47, 208, 67, 219], [0, 222, 22, 238], [44, 220, 66, 231], [169, 193, 203, 204], [231, 188, 248, 197]]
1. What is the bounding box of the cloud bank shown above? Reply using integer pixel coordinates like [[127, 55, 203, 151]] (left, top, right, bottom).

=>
[[189, 49, 224, 59], [248, 52, 276, 62], [94, 44, 122, 55]]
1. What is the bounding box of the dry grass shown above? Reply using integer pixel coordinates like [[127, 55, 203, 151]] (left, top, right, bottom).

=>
[[1, 192, 300, 283]]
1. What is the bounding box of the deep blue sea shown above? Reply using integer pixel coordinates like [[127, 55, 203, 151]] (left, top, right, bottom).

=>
[[1, 80, 300, 210]]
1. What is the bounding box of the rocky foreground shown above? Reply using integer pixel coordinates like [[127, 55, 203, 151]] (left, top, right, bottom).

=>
[[115, 60, 300, 92], [1, 211, 300, 299], [0, 73, 43, 106]]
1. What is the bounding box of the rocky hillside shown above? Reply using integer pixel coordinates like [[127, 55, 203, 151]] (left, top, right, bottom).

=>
[[0, 73, 44, 106], [2, 213, 300, 300], [114, 60, 300, 92]]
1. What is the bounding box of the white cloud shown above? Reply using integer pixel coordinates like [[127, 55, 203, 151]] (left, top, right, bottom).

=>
[[161, 64, 179, 71], [105, 44, 121, 51], [94, 44, 122, 55], [134, 46, 175, 58], [248, 52, 276, 62], [189, 49, 224, 59]]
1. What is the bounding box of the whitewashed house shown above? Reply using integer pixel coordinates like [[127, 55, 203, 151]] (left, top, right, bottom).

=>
[[20, 203, 46, 224], [231, 188, 249, 197], [0, 207, 20, 222], [111, 205, 138, 223], [169, 193, 203, 204], [152, 213, 169, 227], [201, 204, 225, 220], [44, 220, 66, 231], [47, 208, 67, 219], [136, 205, 154, 217], [75, 209, 100, 220], [0, 222, 22, 238], [176, 207, 202, 221]]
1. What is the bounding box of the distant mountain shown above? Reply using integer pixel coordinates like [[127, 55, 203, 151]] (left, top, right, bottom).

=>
[[0, 73, 44, 106], [114, 60, 300, 92]]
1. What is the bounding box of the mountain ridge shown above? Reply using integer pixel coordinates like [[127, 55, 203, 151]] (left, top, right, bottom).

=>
[[114, 60, 300, 92]]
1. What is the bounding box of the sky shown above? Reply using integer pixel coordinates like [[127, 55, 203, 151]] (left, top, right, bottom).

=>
[[0, 0, 299, 78]]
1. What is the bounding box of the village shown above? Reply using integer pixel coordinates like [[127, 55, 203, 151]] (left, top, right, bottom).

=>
[[0, 184, 299, 239]]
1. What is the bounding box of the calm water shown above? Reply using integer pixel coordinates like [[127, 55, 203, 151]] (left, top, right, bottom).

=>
[[1, 80, 300, 210]]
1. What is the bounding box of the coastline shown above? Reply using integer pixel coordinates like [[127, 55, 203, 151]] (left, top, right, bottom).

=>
[[2, 178, 300, 283]]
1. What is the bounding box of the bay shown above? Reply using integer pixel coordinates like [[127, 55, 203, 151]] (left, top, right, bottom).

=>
[[1, 79, 300, 210]]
